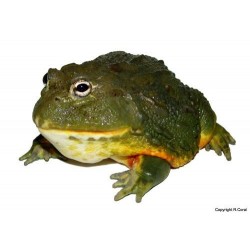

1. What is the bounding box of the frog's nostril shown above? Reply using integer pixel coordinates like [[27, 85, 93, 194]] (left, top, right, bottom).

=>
[[54, 96, 61, 101]]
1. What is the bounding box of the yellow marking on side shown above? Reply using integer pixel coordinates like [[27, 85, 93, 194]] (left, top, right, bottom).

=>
[[199, 132, 213, 149], [138, 149, 189, 169]]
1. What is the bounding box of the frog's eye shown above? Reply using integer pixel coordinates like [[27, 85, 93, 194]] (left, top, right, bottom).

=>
[[73, 80, 92, 97], [43, 73, 48, 84]]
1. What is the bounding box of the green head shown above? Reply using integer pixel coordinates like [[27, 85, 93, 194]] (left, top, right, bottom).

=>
[[33, 60, 142, 132]]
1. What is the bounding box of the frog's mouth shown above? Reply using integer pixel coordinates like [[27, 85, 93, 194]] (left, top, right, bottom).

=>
[[35, 116, 129, 135], [38, 127, 130, 140]]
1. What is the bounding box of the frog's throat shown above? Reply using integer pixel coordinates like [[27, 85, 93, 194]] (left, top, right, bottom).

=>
[[38, 127, 130, 164]]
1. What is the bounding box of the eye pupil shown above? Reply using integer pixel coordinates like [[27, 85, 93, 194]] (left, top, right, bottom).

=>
[[43, 73, 48, 84], [76, 83, 89, 92], [72, 80, 92, 97]]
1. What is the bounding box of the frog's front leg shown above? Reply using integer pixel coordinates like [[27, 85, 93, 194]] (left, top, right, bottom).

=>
[[111, 155, 171, 202], [19, 134, 67, 166]]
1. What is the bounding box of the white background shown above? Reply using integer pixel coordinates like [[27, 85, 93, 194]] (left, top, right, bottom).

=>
[[1, 0, 249, 249]]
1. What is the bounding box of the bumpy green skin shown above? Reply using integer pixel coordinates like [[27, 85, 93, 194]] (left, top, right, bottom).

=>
[[33, 51, 216, 160], [20, 51, 235, 202]]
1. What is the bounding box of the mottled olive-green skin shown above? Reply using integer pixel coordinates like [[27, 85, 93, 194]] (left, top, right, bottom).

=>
[[33, 51, 216, 161]]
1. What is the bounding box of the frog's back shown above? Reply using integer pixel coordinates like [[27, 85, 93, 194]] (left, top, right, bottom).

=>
[[92, 52, 217, 167]]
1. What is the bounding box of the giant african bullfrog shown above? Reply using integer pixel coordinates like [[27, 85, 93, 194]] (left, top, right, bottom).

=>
[[20, 51, 236, 202]]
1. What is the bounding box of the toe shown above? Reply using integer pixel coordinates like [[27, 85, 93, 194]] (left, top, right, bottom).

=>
[[221, 145, 232, 161], [114, 187, 135, 201], [135, 192, 143, 203], [205, 144, 211, 151], [110, 170, 130, 180], [210, 139, 222, 156], [19, 151, 31, 161], [23, 156, 36, 166], [112, 180, 125, 188]]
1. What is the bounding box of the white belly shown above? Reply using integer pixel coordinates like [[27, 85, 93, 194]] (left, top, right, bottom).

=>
[[39, 128, 128, 164]]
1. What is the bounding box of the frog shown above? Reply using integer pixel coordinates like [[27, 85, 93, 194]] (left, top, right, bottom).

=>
[[19, 51, 236, 202]]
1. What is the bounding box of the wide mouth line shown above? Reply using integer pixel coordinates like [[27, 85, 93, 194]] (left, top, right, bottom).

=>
[[38, 127, 130, 136]]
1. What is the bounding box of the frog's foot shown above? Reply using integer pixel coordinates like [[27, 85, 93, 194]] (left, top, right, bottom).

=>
[[19, 134, 67, 166], [205, 123, 236, 161], [110, 155, 171, 202], [111, 170, 153, 203]]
